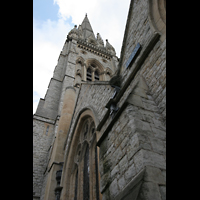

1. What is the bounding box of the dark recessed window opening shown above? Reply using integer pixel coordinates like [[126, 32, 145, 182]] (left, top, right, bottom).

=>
[[94, 71, 99, 81], [74, 169, 78, 200], [83, 144, 90, 200], [87, 68, 92, 81]]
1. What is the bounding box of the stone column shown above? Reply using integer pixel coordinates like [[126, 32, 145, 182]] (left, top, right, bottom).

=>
[[43, 87, 76, 200], [82, 64, 87, 81], [74, 62, 82, 87]]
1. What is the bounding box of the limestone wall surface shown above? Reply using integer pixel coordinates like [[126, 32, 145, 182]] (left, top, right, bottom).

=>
[[98, 86, 166, 199], [64, 83, 115, 160], [33, 117, 55, 198], [119, 0, 166, 123], [97, 0, 166, 199]]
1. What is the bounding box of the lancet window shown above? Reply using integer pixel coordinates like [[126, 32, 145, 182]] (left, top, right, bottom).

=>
[[86, 64, 101, 82]]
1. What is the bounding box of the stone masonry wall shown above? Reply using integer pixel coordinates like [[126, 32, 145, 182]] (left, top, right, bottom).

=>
[[139, 39, 166, 122], [64, 83, 115, 159], [121, 0, 152, 74], [98, 81, 166, 199], [120, 0, 166, 123], [33, 117, 55, 198], [98, 0, 166, 198]]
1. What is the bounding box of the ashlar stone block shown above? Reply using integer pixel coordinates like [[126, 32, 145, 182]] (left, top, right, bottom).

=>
[[118, 175, 126, 191], [118, 155, 128, 174], [138, 182, 161, 200], [124, 162, 136, 184], [109, 178, 119, 198], [100, 171, 111, 193], [144, 166, 165, 185], [127, 93, 144, 108]]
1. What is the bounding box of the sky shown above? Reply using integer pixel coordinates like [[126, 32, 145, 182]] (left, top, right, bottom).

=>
[[33, 0, 130, 114]]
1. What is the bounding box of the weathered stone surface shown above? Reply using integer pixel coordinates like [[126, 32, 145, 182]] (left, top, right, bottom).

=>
[[118, 155, 128, 174], [149, 136, 165, 154], [142, 149, 166, 170], [111, 164, 120, 180], [109, 178, 119, 198], [159, 186, 166, 200], [144, 166, 165, 185], [118, 175, 126, 191], [33, 118, 55, 197], [138, 182, 161, 200], [127, 93, 144, 108], [33, 0, 165, 199], [151, 126, 166, 140], [124, 162, 136, 184], [100, 171, 111, 193]]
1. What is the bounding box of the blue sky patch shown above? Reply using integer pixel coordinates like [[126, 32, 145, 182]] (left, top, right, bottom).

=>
[[33, 0, 59, 21]]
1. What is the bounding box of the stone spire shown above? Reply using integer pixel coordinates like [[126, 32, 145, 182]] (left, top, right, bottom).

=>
[[81, 14, 96, 40]]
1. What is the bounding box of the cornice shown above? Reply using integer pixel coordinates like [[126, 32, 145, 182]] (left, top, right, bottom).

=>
[[33, 114, 56, 125], [77, 39, 113, 60]]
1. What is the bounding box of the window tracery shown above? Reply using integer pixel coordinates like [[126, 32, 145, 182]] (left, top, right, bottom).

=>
[[69, 117, 101, 200]]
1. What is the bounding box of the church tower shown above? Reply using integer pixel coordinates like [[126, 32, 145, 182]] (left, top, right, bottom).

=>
[[34, 0, 166, 199], [33, 14, 119, 200]]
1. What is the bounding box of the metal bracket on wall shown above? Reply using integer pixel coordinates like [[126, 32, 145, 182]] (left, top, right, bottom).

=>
[[110, 103, 119, 119]]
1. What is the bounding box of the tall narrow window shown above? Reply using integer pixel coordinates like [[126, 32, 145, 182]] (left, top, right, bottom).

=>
[[87, 68, 92, 81], [67, 116, 102, 200], [83, 144, 90, 200], [84, 123, 88, 139], [74, 169, 78, 200], [94, 71, 99, 81]]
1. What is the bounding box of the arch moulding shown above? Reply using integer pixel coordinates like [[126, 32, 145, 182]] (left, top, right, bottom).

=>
[[60, 107, 100, 199]]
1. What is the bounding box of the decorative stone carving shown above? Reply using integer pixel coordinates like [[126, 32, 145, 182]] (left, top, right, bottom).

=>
[[97, 33, 104, 48], [68, 25, 79, 39], [105, 39, 116, 56]]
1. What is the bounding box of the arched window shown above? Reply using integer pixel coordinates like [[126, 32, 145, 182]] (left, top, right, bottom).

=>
[[72, 117, 101, 199], [87, 68, 92, 81], [94, 71, 99, 81], [62, 111, 102, 200]]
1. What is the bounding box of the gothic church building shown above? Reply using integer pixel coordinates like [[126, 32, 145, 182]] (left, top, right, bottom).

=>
[[33, 0, 166, 199]]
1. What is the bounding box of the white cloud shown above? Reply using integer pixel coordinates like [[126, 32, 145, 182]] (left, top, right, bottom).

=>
[[54, 0, 130, 57], [33, 18, 73, 113], [33, 0, 130, 114]]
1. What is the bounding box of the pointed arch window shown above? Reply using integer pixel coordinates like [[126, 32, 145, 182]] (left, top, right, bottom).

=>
[[66, 116, 101, 200]]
